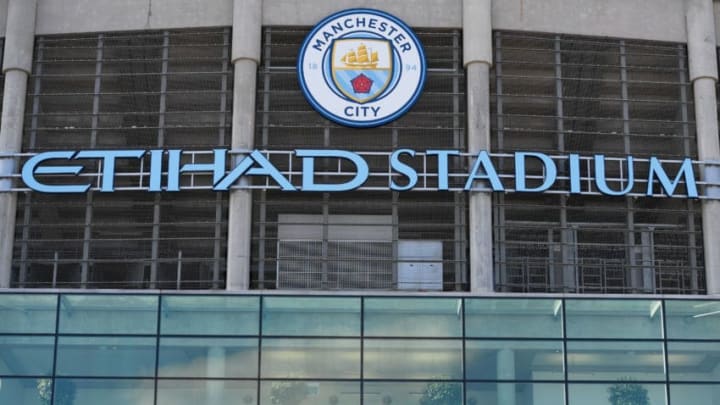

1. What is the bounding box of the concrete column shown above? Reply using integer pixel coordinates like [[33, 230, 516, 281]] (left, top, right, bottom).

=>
[[464, 0, 494, 292], [685, 0, 720, 294], [0, 0, 37, 288], [713, 362, 720, 403], [226, 0, 262, 290], [206, 345, 226, 404], [496, 348, 516, 405]]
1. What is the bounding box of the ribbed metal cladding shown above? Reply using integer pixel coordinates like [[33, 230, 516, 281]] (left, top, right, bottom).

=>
[[491, 32, 704, 294], [12, 29, 233, 289], [252, 27, 468, 291]]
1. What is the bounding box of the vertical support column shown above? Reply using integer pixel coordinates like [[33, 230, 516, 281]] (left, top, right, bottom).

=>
[[391, 127, 400, 289], [555, 36, 576, 292], [256, 27, 272, 290], [80, 34, 105, 288], [713, 364, 720, 403], [0, 0, 38, 288], [493, 33, 508, 290], [150, 31, 170, 289], [213, 28, 231, 290], [496, 348, 516, 405], [452, 29, 467, 291], [685, 0, 720, 294], [678, 44, 701, 292], [464, 0, 494, 292], [226, 0, 262, 290], [18, 38, 44, 287], [620, 40, 640, 291], [320, 127, 330, 289], [206, 345, 226, 404]]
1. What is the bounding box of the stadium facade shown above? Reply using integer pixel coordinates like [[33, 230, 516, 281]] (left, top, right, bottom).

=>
[[1, 0, 720, 404]]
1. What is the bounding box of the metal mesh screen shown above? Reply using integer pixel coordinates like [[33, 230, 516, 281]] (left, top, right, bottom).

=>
[[252, 27, 468, 291], [491, 32, 704, 294], [12, 29, 232, 289]]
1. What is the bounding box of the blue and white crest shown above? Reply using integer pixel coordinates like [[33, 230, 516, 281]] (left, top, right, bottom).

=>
[[332, 39, 393, 104], [298, 9, 426, 128]]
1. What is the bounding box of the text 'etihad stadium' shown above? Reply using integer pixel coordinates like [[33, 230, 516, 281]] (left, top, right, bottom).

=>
[[21, 148, 700, 198]]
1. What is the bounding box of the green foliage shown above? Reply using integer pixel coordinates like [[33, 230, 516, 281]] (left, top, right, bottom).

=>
[[37, 379, 76, 405], [419, 381, 462, 405], [269, 381, 308, 405], [37, 379, 52, 405], [607, 379, 650, 405]]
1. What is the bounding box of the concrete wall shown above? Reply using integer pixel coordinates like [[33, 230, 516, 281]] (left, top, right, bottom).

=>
[[0, 0, 7, 38], [493, 0, 687, 43], [33, 0, 462, 33], [262, 0, 461, 28], [10, 0, 695, 43], [34, 0, 232, 35], [715, 1, 720, 44]]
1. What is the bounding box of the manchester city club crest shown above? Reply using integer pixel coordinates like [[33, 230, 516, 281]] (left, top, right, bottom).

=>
[[332, 39, 393, 103], [297, 9, 427, 128]]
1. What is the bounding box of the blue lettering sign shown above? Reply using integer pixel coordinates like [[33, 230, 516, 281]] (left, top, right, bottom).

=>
[[390, 149, 418, 191], [297, 149, 369, 192], [427, 150, 460, 191], [216, 150, 295, 191], [647, 157, 698, 198], [75, 150, 145, 192], [569, 154, 581, 194], [165, 149, 228, 192], [594, 155, 635, 196], [22, 151, 89, 193], [464, 151, 504, 191], [18, 148, 705, 199], [515, 152, 557, 193]]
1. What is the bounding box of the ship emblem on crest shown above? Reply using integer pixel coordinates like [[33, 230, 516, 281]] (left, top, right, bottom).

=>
[[332, 40, 393, 103], [297, 9, 426, 128]]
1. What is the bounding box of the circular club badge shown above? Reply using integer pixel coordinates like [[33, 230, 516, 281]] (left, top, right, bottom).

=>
[[298, 9, 426, 128]]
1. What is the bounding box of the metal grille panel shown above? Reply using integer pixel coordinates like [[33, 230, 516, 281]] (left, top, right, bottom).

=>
[[12, 29, 232, 289], [277, 240, 394, 289], [253, 28, 468, 291], [492, 32, 704, 294]]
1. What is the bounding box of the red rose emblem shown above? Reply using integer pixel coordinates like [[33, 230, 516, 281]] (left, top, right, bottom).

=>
[[350, 74, 373, 94]]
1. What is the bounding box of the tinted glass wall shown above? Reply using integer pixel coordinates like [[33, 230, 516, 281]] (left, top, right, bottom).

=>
[[1, 293, 719, 405], [12, 29, 232, 289], [491, 32, 704, 294]]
